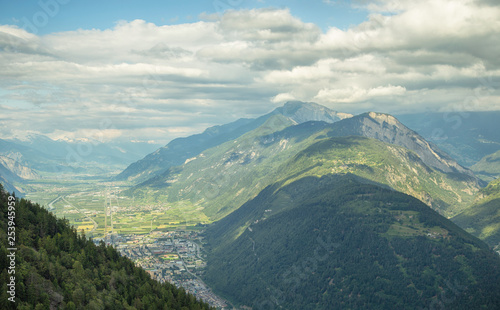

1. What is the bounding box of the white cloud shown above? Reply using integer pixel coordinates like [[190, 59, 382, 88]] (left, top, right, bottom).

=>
[[315, 85, 406, 103], [271, 93, 296, 103], [1, 2, 500, 143]]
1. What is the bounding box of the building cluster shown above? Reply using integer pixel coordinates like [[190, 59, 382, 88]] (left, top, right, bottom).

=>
[[94, 230, 227, 309]]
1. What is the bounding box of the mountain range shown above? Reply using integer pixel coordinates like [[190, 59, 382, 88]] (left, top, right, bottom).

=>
[[3, 101, 500, 308], [125, 103, 481, 220], [6, 134, 161, 173], [118, 101, 500, 308], [0, 135, 162, 194], [115, 101, 352, 182], [0, 154, 39, 195], [471, 150, 500, 181]]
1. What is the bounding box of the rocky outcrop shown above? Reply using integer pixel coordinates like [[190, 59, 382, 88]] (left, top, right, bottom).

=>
[[329, 112, 475, 178], [0, 155, 39, 180]]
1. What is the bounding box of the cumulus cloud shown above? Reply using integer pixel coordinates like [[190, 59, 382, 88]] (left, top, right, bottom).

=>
[[315, 85, 406, 103], [1, 2, 499, 144]]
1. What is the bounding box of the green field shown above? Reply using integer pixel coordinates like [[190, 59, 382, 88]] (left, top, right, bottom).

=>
[[24, 177, 210, 237], [161, 254, 180, 261]]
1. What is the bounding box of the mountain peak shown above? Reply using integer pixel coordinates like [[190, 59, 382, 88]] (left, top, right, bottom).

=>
[[281, 101, 322, 112], [274, 101, 352, 124], [366, 111, 400, 126], [115, 101, 352, 182], [331, 112, 475, 177]]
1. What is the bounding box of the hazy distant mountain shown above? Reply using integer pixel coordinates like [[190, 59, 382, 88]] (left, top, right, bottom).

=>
[[128, 107, 480, 220], [1, 135, 161, 177], [0, 138, 55, 170], [273, 101, 352, 123], [0, 155, 39, 180], [0, 154, 41, 195], [0, 153, 41, 196], [0, 137, 87, 175], [396, 111, 500, 167], [9, 134, 69, 158], [10, 134, 161, 168], [0, 173, 19, 195], [204, 174, 500, 309], [115, 101, 352, 182]]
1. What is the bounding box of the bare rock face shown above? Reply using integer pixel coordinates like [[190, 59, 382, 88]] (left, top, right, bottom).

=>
[[329, 112, 475, 177], [0, 155, 38, 196], [0, 155, 40, 180]]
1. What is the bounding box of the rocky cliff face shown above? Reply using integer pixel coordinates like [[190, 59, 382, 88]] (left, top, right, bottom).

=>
[[329, 112, 476, 178], [0, 155, 37, 196], [0, 155, 40, 180]]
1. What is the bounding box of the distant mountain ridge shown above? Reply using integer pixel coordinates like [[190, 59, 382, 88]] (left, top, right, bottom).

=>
[[0, 135, 161, 177], [272, 101, 352, 124], [0, 155, 39, 180], [0, 154, 40, 196], [396, 111, 500, 167], [9, 134, 161, 168], [115, 101, 352, 182], [127, 103, 481, 220]]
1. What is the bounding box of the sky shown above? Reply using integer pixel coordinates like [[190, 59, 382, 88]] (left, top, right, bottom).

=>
[[0, 0, 499, 145]]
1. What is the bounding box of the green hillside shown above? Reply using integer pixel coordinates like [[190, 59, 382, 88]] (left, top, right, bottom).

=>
[[0, 184, 213, 310], [116, 101, 350, 182], [275, 136, 479, 217], [453, 178, 500, 253], [472, 150, 500, 181], [204, 175, 500, 309], [129, 117, 479, 220]]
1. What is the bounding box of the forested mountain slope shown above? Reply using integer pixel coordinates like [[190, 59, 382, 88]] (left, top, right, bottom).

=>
[[204, 175, 500, 309], [0, 184, 213, 310]]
